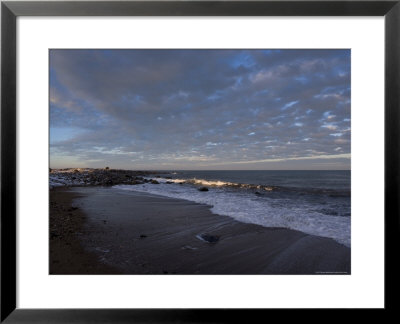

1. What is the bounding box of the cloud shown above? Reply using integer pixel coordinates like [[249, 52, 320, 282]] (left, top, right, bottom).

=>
[[321, 124, 338, 131], [281, 100, 299, 111], [50, 49, 351, 169], [206, 153, 351, 165]]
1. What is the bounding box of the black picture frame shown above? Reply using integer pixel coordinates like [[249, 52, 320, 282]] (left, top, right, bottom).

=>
[[1, 0, 399, 322]]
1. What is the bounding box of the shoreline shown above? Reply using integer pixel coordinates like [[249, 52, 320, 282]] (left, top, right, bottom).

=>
[[50, 186, 351, 275], [50, 168, 158, 189]]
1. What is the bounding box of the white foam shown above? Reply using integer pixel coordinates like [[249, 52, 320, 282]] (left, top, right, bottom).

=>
[[114, 182, 351, 247], [146, 177, 232, 187], [146, 177, 274, 191]]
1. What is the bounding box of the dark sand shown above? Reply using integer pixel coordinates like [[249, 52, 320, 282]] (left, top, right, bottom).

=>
[[50, 187, 350, 275], [50, 188, 121, 274]]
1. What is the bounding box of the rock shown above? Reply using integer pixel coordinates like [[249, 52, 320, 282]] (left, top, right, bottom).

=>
[[197, 234, 220, 243], [49, 168, 158, 188], [166, 181, 173, 184], [198, 187, 209, 192], [105, 180, 114, 185], [151, 180, 159, 184], [140, 234, 147, 239], [255, 191, 261, 195]]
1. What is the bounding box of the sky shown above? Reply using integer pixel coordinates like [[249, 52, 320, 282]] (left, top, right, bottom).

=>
[[50, 49, 350, 170]]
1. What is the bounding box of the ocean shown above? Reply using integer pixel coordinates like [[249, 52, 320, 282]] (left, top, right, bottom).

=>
[[114, 170, 351, 247]]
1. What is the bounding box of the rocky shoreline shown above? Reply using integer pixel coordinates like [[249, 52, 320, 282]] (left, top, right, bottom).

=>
[[50, 168, 161, 189]]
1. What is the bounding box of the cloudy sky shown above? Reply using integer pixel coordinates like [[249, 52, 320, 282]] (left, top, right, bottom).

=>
[[50, 49, 350, 170]]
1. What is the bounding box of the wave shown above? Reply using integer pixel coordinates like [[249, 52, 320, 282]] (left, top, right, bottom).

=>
[[114, 181, 351, 247], [146, 176, 350, 197]]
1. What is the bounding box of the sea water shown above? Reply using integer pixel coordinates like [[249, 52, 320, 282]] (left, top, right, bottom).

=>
[[114, 170, 350, 247]]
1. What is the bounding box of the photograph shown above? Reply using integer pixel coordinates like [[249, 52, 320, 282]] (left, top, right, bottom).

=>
[[49, 49, 351, 275], [2, 0, 397, 320]]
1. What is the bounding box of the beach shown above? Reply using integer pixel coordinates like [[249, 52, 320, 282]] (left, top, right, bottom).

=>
[[48, 49, 352, 277], [50, 188, 121, 274], [50, 185, 351, 275]]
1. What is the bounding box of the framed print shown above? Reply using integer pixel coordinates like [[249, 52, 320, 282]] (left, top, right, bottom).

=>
[[1, 0, 399, 322]]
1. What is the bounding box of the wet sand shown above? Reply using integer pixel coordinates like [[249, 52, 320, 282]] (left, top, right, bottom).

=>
[[50, 187, 350, 275], [50, 188, 121, 274]]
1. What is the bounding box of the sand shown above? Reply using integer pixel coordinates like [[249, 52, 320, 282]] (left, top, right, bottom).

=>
[[50, 188, 121, 274], [50, 186, 350, 275]]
